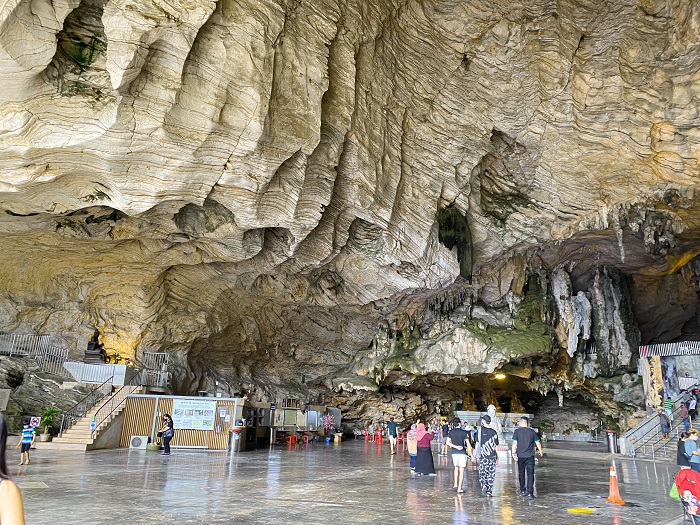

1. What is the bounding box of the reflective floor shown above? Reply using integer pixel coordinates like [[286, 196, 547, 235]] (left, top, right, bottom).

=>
[[18, 440, 681, 524]]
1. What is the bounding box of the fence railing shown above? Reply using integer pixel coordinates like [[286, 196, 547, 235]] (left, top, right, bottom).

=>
[[59, 376, 115, 437], [0, 333, 71, 377]]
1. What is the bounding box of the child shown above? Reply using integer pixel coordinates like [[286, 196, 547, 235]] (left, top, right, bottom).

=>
[[16, 421, 35, 465]]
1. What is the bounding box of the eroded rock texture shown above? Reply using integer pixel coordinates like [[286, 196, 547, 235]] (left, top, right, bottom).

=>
[[1, 0, 700, 430]]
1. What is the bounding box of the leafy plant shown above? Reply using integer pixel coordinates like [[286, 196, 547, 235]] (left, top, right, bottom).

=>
[[40, 407, 59, 434]]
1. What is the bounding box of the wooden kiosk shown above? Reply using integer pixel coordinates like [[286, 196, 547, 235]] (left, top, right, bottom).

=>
[[119, 394, 333, 451]]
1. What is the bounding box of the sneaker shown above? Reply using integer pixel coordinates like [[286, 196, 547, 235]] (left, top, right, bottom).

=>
[[528, 494, 536, 500], [486, 492, 493, 498], [452, 487, 459, 492], [519, 491, 526, 496]]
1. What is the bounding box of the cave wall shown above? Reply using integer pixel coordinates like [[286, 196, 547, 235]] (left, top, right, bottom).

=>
[[0, 0, 699, 430]]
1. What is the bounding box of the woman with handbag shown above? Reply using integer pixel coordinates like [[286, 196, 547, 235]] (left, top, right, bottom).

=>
[[160, 414, 174, 456]]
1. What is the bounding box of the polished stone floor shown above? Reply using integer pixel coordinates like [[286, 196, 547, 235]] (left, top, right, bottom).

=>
[[17, 440, 682, 524]]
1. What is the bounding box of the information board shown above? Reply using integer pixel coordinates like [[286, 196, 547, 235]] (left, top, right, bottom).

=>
[[172, 399, 217, 430]]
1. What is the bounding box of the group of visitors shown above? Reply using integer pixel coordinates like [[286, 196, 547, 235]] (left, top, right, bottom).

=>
[[660, 388, 699, 439], [400, 414, 542, 499]]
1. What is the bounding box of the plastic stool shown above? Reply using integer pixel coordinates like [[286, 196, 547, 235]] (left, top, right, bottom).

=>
[[287, 435, 299, 445], [302, 434, 309, 444]]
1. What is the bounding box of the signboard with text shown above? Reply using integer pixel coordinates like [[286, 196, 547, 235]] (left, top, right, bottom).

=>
[[172, 399, 217, 430]]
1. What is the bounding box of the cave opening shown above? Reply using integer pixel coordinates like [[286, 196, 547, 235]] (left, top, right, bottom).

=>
[[436, 207, 472, 280]]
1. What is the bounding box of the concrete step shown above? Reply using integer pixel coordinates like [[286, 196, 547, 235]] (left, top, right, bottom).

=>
[[52, 437, 95, 444], [36, 441, 87, 452]]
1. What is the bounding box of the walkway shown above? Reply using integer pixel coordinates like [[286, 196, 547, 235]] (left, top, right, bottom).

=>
[[19, 440, 681, 524]]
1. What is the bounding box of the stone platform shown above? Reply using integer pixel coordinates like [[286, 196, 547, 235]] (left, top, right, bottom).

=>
[[17, 440, 681, 524]]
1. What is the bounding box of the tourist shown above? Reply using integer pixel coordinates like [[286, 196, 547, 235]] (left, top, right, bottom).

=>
[[160, 414, 174, 455], [439, 418, 450, 456], [446, 417, 471, 493], [16, 421, 34, 466], [690, 394, 698, 420], [686, 430, 700, 473], [682, 403, 691, 432], [0, 415, 26, 525], [659, 408, 671, 440], [678, 432, 691, 469], [387, 417, 398, 455], [414, 423, 436, 476], [478, 415, 499, 498], [406, 424, 418, 470], [511, 417, 542, 499], [665, 396, 675, 421]]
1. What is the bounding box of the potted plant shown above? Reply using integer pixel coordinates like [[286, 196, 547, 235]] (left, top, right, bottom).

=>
[[40, 407, 59, 442]]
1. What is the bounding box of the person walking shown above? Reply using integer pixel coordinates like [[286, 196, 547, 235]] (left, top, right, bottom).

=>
[[414, 423, 436, 476], [659, 408, 671, 440], [690, 394, 698, 420], [406, 424, 418, 471], [678, 432, 691, 469], [682, 403, 691, 432], [478, 415, 499, 498], [387, 417, 398, 455], [512, 417, 543, 499], [160, 413, 174, 456], [16, 422, 35, 466], [686, 429, 700, 473], [665, 396, 675, 421], [0, 414, 26, 525], [440, 419, 450, 456], [446, 417, 471, 493]]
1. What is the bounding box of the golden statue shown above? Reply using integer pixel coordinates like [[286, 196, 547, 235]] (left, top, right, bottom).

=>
[[510, 392, 525, 413], [485, 391, 501, 412], [462, 391, 477, 411]]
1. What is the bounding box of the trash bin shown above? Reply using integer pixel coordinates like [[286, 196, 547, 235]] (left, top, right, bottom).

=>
[[230, 428, 243, 453], [606, 430, 618, 453]]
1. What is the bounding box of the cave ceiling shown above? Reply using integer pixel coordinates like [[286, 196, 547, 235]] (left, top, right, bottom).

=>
[[1, 0, 700, 425]]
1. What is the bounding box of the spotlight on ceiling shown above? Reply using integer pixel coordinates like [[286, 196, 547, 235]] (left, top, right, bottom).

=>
[[494, 373, 506, 380]]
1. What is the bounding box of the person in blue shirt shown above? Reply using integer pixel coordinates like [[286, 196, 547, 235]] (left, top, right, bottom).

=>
[[16, 422, 35, 466], [387, 418, 398, 455]]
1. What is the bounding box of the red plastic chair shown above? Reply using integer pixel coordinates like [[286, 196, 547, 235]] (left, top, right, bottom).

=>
[[363, 429, 370, 442], [374, 430, 383, 444], [397, 432, 406, 444]]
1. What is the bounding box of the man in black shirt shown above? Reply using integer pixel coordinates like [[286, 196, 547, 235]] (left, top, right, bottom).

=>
[[446, 417, 471, 493], [511, 417, 543, 499]]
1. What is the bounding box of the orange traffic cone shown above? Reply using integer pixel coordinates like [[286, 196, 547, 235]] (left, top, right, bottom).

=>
[[606, 466, 625, 505]]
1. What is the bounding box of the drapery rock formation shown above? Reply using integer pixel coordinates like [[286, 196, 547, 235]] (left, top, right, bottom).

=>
[[1, 0, 700, 430]]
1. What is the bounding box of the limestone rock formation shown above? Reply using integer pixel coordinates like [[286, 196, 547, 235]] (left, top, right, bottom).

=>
[[1, 0, 700, 430]]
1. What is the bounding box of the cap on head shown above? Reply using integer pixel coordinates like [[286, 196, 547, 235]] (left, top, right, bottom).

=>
[[481, 414, 491, 425]]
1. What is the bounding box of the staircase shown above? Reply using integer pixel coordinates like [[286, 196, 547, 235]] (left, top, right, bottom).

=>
[[620, 396, 691, 459], [42, 384, 142, 451]]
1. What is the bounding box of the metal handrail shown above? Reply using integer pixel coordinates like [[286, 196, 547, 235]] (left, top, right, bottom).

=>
[[91, 372, 144, 438], [59, 375, 114, 437], [628, 397, 687, 454]]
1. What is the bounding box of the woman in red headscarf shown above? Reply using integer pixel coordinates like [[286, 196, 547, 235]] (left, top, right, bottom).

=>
[[414, 423, 436, 475]]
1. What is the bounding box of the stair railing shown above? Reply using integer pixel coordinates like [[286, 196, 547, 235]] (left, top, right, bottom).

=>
[[91, 370, 145, 438], [624, 396, 687, 456], [59, 375, 114, 437]]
